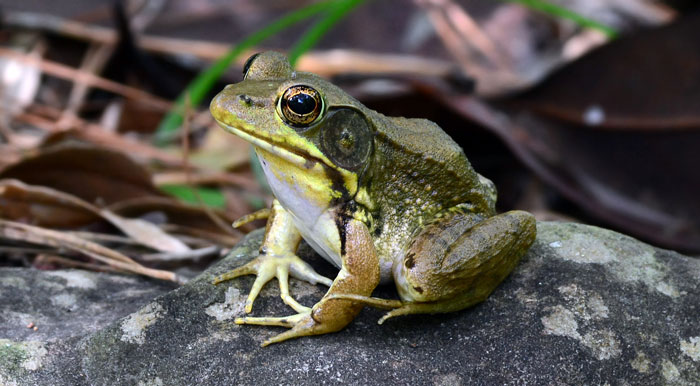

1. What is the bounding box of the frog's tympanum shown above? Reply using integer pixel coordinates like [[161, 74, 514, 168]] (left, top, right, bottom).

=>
[[210, 52, 536, 346]]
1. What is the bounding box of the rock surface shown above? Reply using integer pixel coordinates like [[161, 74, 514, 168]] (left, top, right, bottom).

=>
[[1, 222, 698, 385]]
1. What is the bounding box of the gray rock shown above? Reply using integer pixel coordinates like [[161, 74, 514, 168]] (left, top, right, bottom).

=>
[[0, 222, 698, 385], [0, 267, 177, 385]]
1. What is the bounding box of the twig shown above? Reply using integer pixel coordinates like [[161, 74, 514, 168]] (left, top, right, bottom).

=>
[[140, 245, 220, 263], [13, 109, 186, 166], [0, 219, 181, 282], [59, 43, 116, 130], [35, 254, 119, 273], [181, 95, 239, 236], [0, 47, 171, 112], [64, 231, 142, 246], [417, 0, 509, 69], [4, 10, 454, 78], [160, 224, 242, 247], [0, 245, 58, 255]]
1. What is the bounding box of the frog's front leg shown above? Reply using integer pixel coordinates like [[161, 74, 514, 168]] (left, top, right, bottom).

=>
[[235, 218, 380, 346], [213, 200, 332, 313]]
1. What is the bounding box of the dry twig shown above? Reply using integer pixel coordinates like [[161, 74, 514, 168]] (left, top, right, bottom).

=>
[[0, 219, 182, 282]]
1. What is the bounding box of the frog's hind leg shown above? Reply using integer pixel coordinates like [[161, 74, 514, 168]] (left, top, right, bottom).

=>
[[384, 210, 536, 322]]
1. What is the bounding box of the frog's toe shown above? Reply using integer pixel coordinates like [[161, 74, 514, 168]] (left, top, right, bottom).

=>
[[213, 254, 329, 313], [376, 302, 450, 324], [235, 312, 307, 328], [243, 270, 276, 313], [277, 268, 312, 313], [288, 258, 333, 286], [235, 312, 321, 347], [212, 260, 258, 285], [378, 308, 410, 324]]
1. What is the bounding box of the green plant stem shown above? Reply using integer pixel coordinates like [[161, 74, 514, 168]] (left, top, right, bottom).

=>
[[154, 0, 334, 145], [502, 0, 618, 38], [288, 0, 367, 67]]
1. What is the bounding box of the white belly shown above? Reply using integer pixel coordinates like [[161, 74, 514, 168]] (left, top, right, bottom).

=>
[[290, 211, 343, 269], [258, 154, 323, 228], [258, 153, 343, 268]]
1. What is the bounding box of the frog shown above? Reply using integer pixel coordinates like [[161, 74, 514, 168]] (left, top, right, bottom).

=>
[[209, 51, 536, 346]]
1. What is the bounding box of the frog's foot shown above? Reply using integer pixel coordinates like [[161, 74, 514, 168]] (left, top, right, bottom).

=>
[[326, 293, 485, 324], [326, 294, 402, 310], [213, 254, 332, 313], [235, 311, 323, 347], [373, 299, 486, 325], [325, 294, 411, 324]]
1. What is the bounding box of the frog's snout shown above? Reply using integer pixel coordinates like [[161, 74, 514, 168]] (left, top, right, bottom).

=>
[[209, 92, 224, 114]]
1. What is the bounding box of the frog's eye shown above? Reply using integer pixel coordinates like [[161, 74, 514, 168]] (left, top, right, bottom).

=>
[[320, 108, 373, 171], [279, 85, 324, 127]]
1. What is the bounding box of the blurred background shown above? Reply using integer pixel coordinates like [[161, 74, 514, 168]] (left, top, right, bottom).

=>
[[0, 0, 697, 281]]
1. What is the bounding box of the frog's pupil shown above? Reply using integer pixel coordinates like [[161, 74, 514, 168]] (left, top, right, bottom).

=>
[[288, 93, 316, 115]]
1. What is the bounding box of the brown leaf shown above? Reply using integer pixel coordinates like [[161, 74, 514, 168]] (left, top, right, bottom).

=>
[[505, 14, 700, 251], [0, 179, 190, 253], [0, 179, 97, 227], [108, 196, 243, 241], [0, 219, 181, 282], [0, 142, 166, 205], [98, 210, 190, 253], [434, 14, 700, 251], [516, 13, 700, 129], [190, 125, 251, 171]]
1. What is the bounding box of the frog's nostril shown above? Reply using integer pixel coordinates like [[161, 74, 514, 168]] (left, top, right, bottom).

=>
[[239, 94, 252, 105]]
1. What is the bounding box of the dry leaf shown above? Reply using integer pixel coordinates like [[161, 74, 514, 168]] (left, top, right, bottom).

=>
[[0, 179, 190, 253], [0, 219, 181, 283], [0, 142, 166, 205]]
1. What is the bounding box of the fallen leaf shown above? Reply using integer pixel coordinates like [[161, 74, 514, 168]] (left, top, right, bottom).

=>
[[0, 179, 190, 253], [0, 219, 181, 282], [0, 142, 166, 205]]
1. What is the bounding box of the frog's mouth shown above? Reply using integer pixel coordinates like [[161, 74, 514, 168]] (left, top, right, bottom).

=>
[[216, 120, 328, 171]]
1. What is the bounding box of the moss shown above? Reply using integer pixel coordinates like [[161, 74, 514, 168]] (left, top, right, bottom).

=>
[[0, 340, 27, 376]]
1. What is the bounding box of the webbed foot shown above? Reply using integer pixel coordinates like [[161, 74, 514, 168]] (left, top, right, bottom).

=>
[[235, 310, 317, 347], [232, 218, 382, 346], [213, 253, 332, 313]]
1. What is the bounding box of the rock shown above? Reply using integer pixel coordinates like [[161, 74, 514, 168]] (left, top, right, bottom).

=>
[[0, 267, 177, 385], [0, 222, 698, 385]]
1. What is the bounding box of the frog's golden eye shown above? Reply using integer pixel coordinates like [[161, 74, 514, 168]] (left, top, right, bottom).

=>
[[279, 85, 324, 127]]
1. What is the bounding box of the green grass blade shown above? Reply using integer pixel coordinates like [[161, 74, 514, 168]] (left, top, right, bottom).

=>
[[502, 0, 618, 38], [160, 185, 226, 208], [154, 0, 334, 145], [288, 0, 367, 67]]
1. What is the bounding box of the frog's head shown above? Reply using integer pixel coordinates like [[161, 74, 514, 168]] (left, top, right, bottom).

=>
[[210, 52, 375, 213]]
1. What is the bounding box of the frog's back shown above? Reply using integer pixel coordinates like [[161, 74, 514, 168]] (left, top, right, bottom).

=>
[[374, 114, 490, 203], [383, 116, 471, 176], [365, 113, 496, 223]]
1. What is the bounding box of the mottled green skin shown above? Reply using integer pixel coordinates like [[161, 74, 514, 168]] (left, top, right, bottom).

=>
[[360, 113, 498, 267], [211, 53, 497, 270], [209, 52, 536, 345]]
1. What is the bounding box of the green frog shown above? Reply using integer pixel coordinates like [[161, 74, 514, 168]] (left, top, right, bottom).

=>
[[210, 52, 536, 346]]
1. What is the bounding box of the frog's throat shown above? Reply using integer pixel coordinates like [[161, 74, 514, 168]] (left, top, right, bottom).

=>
[[217, 120, 329, 171]]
